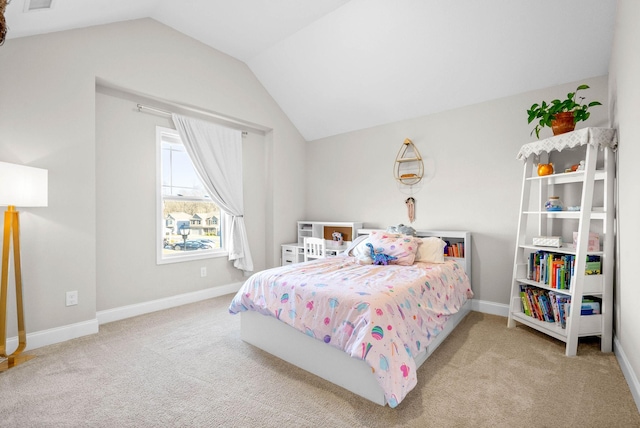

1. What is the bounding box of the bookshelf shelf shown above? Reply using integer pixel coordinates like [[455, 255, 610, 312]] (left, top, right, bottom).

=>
[[519, 244, 604, 256], [507, 128, 616, 356], [515, 274, 603, 295], [525, 169, 607, 184], [510, 310, 603, 341], [522, 209, 606, 220]]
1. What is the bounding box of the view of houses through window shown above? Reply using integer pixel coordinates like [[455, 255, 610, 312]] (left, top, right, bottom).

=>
[[162, 200, 221, 253], [159, 127, 223, 258]]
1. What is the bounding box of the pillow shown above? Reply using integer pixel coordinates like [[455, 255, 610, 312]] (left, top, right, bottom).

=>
[[366, 231, 420, 266], [350, 235, 373, 264], [415, 237, 446, 263]]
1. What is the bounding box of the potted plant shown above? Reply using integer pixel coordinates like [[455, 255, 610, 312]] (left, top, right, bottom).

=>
[[527, 84, 602, 139]]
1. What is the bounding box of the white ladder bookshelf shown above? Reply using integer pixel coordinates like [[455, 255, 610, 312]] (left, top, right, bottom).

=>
[[507, 128, 617, 356]]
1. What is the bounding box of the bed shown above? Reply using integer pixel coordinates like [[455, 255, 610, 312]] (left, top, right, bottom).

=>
[[229, 229, 472, 407]]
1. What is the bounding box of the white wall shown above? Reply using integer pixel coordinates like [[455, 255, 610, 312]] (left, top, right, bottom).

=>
[[306, 76, 609, 305], [0, 18, 306, 336], [609, 0, 640, 408], [95, 88, 268, 310]]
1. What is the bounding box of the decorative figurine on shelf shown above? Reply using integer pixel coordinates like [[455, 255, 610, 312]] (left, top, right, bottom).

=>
[[537, 163, 554, 176], [366, 243, 397, 265], [576, 160, 585, 171], [332, 231, 343, 246], [545, 196, 564, 211], [405, 197, 415, 223]]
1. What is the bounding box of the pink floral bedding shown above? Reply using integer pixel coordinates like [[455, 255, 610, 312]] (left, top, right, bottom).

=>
[[228, 256, 473, 408]]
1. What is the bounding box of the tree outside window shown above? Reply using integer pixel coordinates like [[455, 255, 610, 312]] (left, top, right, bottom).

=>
[[157, 127, 225, 263]]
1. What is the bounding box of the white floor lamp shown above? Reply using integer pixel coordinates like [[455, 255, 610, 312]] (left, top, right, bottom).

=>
[[0, 161, 48, 371]]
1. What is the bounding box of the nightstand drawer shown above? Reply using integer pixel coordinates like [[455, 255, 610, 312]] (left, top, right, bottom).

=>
[[282, 254, 297, 265], [281, 244, 303, 266]]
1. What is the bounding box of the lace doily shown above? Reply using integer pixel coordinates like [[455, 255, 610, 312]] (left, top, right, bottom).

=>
[[516, 127, 617, 161]]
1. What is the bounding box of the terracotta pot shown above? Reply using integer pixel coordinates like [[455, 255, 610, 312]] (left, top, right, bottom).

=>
[[551, 112, 576, 136]]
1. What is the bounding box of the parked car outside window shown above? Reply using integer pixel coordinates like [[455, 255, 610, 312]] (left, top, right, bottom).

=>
[[172, 240, 213, 251]]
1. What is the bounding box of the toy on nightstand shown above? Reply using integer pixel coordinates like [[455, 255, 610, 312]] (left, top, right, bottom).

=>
[[332, 231, 343, 246]]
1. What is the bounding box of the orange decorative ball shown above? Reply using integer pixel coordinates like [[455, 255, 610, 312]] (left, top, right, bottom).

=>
[[537, 163, 554, 176]]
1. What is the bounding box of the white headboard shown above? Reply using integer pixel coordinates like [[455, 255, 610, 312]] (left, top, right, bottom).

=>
[[357, 229, 472, 282]]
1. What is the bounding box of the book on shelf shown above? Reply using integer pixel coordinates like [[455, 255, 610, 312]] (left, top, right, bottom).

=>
[[519, 285, 554, 324], [549, 291, 560, 325], [520, 291, 532, 317], [585, 260, 601, 275], [556, 294, 571, 329], [520, 285, 600, 329], [444, 241, 464, 258], [566, 299, 601, 316], [526, 251, 601, 289]]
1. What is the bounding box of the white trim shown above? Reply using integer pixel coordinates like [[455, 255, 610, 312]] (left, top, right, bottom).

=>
[[614, 335, 640, 413], [4, 282, 244, 353], [12, 292, 639, 414], [156, 126, 227, 265], [96, 282, 244, 325], [156, 249, 228, 265], [472, 299, 509, 317], [5, 318, 99, 353]]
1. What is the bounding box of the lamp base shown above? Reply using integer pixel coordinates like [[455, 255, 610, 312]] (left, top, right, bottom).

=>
[[0, 354, 36, 372]]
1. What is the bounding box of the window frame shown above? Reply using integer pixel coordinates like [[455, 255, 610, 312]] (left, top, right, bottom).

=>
[[156, 126, 228, 265]]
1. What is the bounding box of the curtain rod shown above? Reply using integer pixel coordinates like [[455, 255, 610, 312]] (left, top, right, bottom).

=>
[[137, 103, 249, 136], [137, 104, 170, 116]]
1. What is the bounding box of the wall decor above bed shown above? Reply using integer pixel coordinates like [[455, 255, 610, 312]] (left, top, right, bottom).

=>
[[394, 138, 424, 186], [394, 138, 424, 223]]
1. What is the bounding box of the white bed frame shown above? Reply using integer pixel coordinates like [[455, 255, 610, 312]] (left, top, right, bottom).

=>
[[240, 229, 472, 406]]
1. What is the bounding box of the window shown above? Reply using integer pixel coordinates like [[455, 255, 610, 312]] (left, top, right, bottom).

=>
[[157, 127, 226, 264]]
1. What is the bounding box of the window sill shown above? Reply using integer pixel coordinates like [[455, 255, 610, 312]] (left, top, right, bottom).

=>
[[157, 249, 228, 265]]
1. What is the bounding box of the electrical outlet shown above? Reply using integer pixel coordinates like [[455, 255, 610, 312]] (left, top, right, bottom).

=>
[[66, 291, 78, 306], [201, 267, 207, 277]]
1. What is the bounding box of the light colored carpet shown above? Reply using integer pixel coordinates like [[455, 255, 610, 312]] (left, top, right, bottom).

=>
[[1, 294, 638, 427]]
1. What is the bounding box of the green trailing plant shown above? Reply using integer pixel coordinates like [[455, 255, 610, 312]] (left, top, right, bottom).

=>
[[527, 84, 602, 139]]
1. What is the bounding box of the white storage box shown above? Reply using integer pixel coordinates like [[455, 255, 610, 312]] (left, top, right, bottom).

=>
[[532, 236, 563, 248]]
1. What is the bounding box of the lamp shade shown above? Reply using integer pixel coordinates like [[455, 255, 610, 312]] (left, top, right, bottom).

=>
[[0, 161, 48, 207]]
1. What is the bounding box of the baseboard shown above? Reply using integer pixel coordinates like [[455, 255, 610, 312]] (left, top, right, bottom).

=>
[[96, 282, 244, 325], [12, 293, 639, 415], [472, 298, 509, 317], [614, 335, 640, 413], [6, 318, 100, 353], [4, 283, 245, 354]]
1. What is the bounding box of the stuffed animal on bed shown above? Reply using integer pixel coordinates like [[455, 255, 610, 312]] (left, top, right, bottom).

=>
[[386, 224, 417, 236], [366, 243, 398, 265]]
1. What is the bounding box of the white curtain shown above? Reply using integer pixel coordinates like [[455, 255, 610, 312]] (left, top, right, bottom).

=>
[[171, 113, 254, 272]]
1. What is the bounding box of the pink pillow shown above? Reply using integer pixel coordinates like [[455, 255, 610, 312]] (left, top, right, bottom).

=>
[[367, 231, 421, 266]]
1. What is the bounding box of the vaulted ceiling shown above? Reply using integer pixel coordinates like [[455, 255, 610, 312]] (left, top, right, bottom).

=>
[[4, 0, 617, 140]]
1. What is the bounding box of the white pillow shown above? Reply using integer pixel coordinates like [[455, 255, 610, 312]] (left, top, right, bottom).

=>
[[415, 237, 446, 263], [350, 236, 373, 264]]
